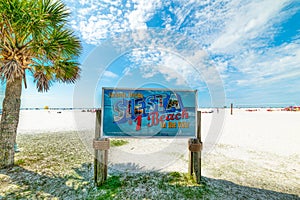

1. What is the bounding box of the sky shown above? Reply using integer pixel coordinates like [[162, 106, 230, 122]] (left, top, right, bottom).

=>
[[1, 0, 300, 108]]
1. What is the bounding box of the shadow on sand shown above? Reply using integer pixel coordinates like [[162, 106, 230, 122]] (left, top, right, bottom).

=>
[[0, 162, 299, 199], [0, 163, 93, 199]]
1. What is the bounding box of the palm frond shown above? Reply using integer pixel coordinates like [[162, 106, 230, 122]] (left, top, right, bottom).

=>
[[33, 25, 82, 60], [39, 0, 69, 24], [33, 69, 52, 92], [54, 59, 80, 83], [0, 59, 24, 82]]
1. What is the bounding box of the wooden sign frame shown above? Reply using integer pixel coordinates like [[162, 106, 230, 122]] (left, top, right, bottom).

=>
[[94, 88, 202, 186], [101, 87, 198, 138]]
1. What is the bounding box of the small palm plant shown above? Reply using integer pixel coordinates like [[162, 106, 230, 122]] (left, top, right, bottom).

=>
[[0, 0, 82, 168]]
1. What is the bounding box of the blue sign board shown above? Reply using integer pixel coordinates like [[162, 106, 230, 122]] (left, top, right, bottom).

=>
[[102, 88, 197, 137]]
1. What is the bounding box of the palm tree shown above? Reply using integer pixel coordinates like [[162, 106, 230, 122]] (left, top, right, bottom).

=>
[[0, 0, 81, 168]]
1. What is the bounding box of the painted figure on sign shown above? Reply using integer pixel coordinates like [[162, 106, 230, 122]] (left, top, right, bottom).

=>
[[134, 114, 142, 131]]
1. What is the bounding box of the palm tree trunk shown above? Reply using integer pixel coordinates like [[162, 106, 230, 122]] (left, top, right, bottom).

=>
[[0, 77, 22, 169]]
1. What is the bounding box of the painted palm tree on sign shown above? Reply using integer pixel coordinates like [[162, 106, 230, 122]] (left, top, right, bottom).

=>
[[0, 0, 82, 168]]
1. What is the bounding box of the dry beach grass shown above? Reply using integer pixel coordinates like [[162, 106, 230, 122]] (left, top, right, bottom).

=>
[[0, 109, 299, 199], [0, 131, 298, 199]]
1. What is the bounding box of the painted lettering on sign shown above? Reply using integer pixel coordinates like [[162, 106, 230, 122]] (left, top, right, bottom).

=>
[[102, 88, 196, 137], [111, 92, 189, 130]]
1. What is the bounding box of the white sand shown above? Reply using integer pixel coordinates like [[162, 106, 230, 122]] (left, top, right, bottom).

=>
[[211, 109, 300, 156], [16, 109, 300, 172], [17, 110, 95, 133]]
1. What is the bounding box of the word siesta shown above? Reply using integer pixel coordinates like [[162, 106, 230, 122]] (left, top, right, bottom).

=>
[[113, 92, 184, 124]]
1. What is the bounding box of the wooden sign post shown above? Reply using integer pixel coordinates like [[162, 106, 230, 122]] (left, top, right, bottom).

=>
[[94, 109, 109, 186], [188, 111, 202, 183]]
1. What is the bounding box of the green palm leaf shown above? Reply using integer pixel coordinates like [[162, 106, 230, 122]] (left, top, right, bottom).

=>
[[0, 0, 82, 88]]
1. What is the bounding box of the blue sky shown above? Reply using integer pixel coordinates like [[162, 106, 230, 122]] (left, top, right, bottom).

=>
[[1, 0, 299, 108]]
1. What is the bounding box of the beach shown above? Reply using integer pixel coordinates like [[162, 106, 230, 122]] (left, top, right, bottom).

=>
[[0, 108, 298, 198], [16, 109, 300, 171], [17, 109, 300, 155]]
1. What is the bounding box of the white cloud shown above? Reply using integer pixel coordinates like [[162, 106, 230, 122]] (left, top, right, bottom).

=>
[[122, 67, 132, 76], [103, 71, 118, 78], [210, 0, 291, 53], [64, 0, 164, 44], [64, 0, 299, 95], [126, 0, 162, 30], [125, 47, 221, 89], [235, 40, 300, 86]]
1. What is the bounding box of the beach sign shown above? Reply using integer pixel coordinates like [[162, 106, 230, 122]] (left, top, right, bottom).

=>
[[101, 87, 197, 137], [94, 87, 201, 186]]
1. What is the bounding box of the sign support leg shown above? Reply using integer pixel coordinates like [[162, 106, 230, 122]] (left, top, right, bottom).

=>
[[94, 109, 109, 186], [188, 111, 202, 183]]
